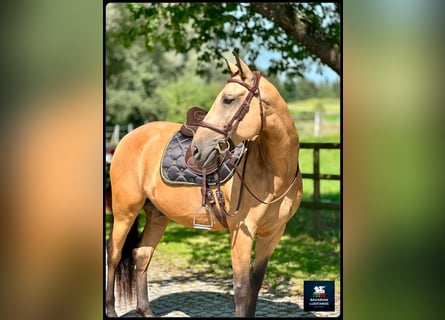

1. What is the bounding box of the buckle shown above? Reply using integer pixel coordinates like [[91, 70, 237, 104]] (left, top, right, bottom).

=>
[[216, 139, 230, 154]]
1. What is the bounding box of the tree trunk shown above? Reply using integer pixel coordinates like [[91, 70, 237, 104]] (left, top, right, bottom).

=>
[[250, 3, 340, 75]]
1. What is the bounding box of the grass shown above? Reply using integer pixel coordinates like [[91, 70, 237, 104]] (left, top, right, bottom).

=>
[[288, 97, 340, 114]]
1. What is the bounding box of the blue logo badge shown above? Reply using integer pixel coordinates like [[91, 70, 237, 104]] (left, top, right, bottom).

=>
[[304, 280, 335, 311]]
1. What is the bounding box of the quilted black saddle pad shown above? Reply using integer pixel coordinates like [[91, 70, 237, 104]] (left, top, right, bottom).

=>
[[161, 131, 245, 186]]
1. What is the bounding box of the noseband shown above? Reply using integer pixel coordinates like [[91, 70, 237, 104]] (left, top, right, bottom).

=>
[[198, 71, 264, 147]]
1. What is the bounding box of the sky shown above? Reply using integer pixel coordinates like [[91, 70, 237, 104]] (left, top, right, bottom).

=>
[[303, 62, 340, 84], [248, 2, 340, 85], [255, 50, 340, 84]]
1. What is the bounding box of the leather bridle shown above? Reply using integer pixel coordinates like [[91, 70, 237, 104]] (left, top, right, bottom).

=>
[[192, 70, 299, 230], [198, 70, 264, 150]]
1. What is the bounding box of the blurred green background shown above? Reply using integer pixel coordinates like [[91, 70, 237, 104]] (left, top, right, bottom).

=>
[[1, 1, 444, 320]]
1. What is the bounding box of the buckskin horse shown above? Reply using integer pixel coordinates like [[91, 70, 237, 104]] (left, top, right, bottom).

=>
[[105, 52, 303, 317]]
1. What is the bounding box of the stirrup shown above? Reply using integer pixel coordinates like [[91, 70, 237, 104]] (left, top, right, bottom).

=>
[[193, 205, 214, 230]]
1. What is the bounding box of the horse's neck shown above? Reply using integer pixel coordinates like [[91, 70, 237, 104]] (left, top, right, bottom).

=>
[[251, 103, 299, 181]]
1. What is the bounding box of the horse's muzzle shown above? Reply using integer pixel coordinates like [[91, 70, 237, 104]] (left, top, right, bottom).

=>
[[191, 141, 219, 169]]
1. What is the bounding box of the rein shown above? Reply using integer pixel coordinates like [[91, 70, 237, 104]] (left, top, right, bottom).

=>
[[226, 146, 300, 208], [192, 70, 299, 230]]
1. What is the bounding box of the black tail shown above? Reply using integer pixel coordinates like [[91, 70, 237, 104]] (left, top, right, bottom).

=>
[[114, 216, 140, 304]]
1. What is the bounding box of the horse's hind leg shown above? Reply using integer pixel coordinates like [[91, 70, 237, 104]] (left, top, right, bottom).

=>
[[133, 203, 170, 317], [106, 191, 145, 317]]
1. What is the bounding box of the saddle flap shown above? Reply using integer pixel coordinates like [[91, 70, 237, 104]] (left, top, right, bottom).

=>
[[180, 107, 208, 137]]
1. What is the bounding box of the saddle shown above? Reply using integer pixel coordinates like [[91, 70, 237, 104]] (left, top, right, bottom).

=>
[[179, 107, 208, 137], [160, 107, 246, 229]]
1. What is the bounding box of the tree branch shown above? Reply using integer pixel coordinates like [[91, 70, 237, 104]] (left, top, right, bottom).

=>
[[250, 3, 340, 75]]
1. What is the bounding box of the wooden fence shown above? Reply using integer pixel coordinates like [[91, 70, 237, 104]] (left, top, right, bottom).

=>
[[299, 142, 341, 238], [293, 112, 340, 137], [106, 123, 136, 146]]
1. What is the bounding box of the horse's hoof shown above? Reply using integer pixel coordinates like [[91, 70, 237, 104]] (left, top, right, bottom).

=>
[[106, 309, 118, 317], [136, 308, 156, 317]]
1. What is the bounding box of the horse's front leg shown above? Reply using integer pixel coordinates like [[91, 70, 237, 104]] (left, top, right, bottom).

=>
[[230, 224, 256, 317], [247, 224, 288, 316]]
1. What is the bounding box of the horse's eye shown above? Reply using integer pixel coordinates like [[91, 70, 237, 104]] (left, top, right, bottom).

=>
[[223, 97, 235, 105]]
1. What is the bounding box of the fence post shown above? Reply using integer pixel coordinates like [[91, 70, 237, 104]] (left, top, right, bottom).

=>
[[110, 124, 120, 145], [313, 147, 322, 239], [314, 112, 321, 137], [127, 123, 134, 132]]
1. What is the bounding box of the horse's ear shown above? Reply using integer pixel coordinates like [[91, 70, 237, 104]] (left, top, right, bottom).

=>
[[224, 58, 238, 76], [232, 51, 253, 80]]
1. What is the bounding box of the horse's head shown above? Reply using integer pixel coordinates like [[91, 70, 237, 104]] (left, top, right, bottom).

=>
[[191, 53, 264, 169]]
